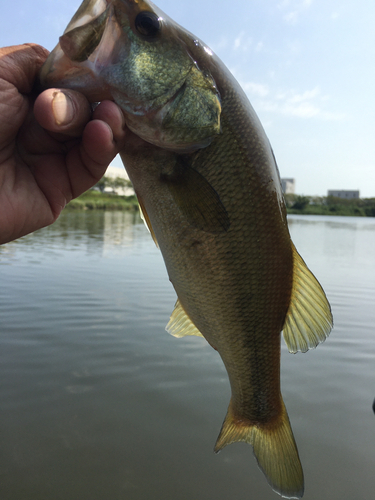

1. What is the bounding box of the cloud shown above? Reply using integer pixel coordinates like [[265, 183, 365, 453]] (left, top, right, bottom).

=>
[[241, 81, 270, 97], [213, 36, 229, 50], [287, 87, 320, 103], [232, 81, 342, 120], [278, 0, 292, 8], [233, 31, 253, 52], [278, 0, 314, 24], [252, 86, 345, 120], [284, 11, 299, 24], [281, 101, 321, 118], [210, 33, 264, 57]]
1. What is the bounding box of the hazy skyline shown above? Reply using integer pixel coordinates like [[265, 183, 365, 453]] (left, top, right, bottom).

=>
[[2, 0, 374, 196]]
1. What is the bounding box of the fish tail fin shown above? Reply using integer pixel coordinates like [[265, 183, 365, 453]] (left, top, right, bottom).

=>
[[214, 399, 304, 499]]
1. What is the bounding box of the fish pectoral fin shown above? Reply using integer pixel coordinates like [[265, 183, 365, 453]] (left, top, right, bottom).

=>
[[161, 157, 230, 233], [137, 195, 159, 247], [283, 243, 333, 354], [214, 399, 304, 499], [166, 300, 204, 338]]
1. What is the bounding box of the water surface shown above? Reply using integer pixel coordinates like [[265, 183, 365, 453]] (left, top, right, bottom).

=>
[[1, 212, 374, 500]]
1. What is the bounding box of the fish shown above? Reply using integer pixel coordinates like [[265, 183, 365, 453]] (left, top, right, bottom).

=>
[[39, 1, 333, 497]]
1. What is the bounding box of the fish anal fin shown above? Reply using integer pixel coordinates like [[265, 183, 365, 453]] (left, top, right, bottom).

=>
[[160, 157, 230, 234], [137, 195, 158, 248], [283, 243, 333, 354], [166, 300, 204, 339], [215, 399, 304, 499]]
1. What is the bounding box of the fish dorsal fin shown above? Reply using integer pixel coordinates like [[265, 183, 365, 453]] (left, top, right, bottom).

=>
[[283, 244, 333, 353], [137, 195, 158, 247], [166, 300, 204, 338]]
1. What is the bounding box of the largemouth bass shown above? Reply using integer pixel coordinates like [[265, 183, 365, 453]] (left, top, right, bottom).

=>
[[40, 1, 333, 497]]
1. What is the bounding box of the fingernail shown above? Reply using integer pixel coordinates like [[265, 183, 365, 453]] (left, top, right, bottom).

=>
[[52, 91, 74, 126]]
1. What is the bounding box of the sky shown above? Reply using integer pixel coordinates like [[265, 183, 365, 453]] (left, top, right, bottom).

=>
[[1, 0, 375, 197]]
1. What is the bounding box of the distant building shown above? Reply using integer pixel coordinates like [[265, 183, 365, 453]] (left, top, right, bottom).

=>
[[327, 190, 360, 199], [281, 178, 296, 194], [106, 165, 129, 181], [104, 165, 134, 196]]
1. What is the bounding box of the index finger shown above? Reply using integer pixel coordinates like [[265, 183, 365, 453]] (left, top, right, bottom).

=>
[[0, 44, 48, 93]]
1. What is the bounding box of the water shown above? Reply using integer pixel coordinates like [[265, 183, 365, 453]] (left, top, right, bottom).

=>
[[0, 212, 374, 500]]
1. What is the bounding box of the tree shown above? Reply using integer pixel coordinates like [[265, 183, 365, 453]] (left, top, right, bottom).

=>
[[292, 195, 310, 210], [94, 176, 110, 193], [93, 176, 133, 195]]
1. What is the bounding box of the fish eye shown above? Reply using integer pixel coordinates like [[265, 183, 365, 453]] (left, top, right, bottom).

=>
[[135, 11, 162, 38]]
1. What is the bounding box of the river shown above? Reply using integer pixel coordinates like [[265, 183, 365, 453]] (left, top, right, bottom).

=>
[[1, 212, 374, 500]]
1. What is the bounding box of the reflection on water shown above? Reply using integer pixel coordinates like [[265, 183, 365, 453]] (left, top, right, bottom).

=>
[[0, 210, 143, 254], [1, 213, 375, 500], [288, 214, 375, 262]]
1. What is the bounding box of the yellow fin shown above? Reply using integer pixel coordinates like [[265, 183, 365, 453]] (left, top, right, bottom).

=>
[[137, 196, 158, 248], [283, 244, 333, 354], [166, 300, 204, 338], [214, 399, 304, 499]]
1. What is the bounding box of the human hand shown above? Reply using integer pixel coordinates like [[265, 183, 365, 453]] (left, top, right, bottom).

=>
[[0, 43, 129, 245]]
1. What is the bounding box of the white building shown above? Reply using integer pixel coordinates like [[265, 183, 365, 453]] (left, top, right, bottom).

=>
[[327, 190, 360, 199], [281, 178, 296, 194], [104, 165, 134, 196], [106, 165, 128, 180]]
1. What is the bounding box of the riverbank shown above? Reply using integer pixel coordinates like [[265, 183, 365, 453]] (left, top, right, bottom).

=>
[[66, 191, 139, 211], [286, 205, 372, 216], [67, 191, 375, 217], [285, 194, 375, 217]]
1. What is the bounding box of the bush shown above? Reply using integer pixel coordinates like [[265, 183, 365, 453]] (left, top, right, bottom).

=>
[[285, 194, 375, 217], [292, 196, 310, 211]]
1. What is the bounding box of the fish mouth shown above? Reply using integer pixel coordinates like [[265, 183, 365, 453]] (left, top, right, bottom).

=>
[[39, 0, 176, 107], [39, 1, 125, 102]]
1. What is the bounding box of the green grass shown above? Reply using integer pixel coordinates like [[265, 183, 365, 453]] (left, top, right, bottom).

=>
[[285, 195, 375, 217], [66, 191, 139, 211], [67, 191, 375, 217], [287, 205, 367, 216]]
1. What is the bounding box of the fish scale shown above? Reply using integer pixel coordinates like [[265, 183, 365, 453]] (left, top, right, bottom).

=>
[[40, 1, 333, 498]]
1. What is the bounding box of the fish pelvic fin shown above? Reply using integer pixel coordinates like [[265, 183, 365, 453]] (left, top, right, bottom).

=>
[[137, 195, 158, 248], [214, 399, 304, 499], [283, 243, 333, 353], [166, 300, 204, 338]]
